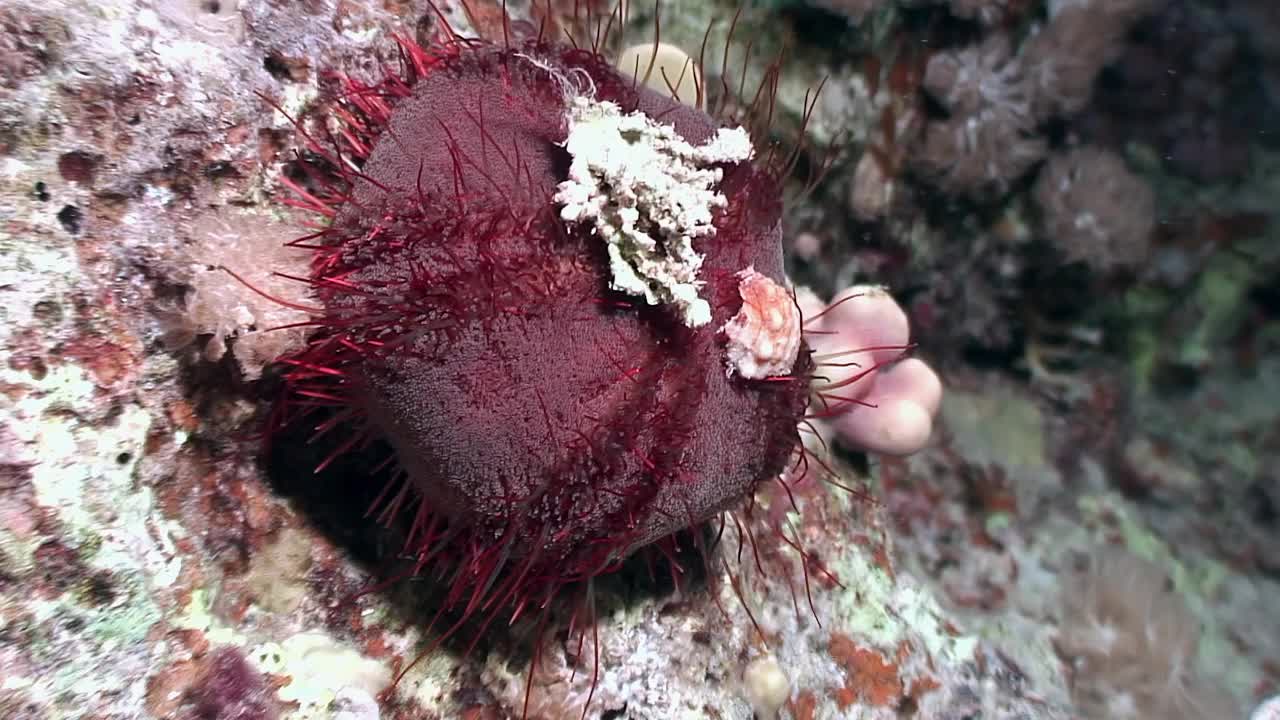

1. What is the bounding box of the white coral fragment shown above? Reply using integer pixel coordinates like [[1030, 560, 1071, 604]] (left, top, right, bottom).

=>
[[554, 95, 753, 327], [721, 267, 802, 379]]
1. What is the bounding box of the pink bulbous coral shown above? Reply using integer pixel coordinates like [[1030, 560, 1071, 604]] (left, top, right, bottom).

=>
[[799, 286, 941, 457]]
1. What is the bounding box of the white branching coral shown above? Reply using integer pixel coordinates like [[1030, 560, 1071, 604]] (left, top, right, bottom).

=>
[[554, 95, 754, 327]]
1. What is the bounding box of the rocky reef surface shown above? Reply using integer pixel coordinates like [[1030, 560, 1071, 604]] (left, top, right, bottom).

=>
[[1, 1, 1277, 719]]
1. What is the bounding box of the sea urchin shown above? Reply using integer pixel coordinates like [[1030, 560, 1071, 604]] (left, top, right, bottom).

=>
[[273, 12, 820, 707]]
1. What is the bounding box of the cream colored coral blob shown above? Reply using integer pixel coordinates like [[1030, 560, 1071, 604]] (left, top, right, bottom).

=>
[[616, 41, 703, 109], [721, 267, 802, 379], [742, 655, 791, 718]]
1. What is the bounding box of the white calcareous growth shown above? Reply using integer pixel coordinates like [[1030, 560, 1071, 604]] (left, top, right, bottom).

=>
[[721, 267, 802, 379], [554, 95, 753, 327]]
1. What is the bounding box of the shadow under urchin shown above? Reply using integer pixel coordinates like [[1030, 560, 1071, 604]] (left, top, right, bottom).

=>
[[261, 402, 708, 657]]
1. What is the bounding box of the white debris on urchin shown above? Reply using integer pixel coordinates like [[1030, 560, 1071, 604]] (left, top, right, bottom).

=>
[[554, 95, 754, 327], [721, 267, 802, 380]]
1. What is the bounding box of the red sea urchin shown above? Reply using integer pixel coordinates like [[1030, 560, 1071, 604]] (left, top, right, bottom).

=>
[[273, 7, 822, 706]]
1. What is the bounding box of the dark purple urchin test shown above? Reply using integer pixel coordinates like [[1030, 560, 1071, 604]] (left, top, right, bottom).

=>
[[273, 16, 816, 716]]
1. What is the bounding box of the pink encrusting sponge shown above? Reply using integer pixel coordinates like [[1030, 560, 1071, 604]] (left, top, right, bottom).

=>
[[275, 27, 814, 641]]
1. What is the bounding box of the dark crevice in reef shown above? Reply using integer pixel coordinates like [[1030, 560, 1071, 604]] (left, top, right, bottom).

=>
[[263, 412, 393, 566]]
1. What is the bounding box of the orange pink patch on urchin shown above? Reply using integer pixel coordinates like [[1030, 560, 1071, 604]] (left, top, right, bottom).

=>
[[722, 266, 803, 380]]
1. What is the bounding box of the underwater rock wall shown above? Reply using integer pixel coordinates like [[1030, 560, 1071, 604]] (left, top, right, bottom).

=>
[[1, 1, 1278, 719]]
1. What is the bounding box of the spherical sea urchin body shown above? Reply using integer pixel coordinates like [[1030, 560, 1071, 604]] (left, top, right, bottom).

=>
[[276, 30, 811, 635]]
